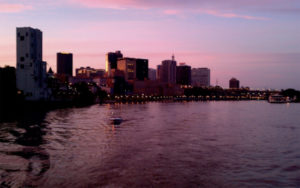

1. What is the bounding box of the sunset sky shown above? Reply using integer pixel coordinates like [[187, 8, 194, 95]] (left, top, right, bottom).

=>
[[0, 0, 299, 89]]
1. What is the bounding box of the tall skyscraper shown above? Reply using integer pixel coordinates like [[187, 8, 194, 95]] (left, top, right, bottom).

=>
[[117, 57, 148, 81], [229, 78, 240, 89], [176, 63, 191, 86], [16, 27, 48, 101], [191, 68, 210, 87], [148, 68, 156, 80], [57, 52, 73, 77], [106, 51, 123, 76], [156, 65, 162, 81], [161, 55, 177, 84], [136, 58, 148, 81]]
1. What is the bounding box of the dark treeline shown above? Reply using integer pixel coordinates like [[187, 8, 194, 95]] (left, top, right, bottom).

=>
[[281, 89, 300, 102], [184, 86, 254, 99], [0, 66, 23, 108], [0, 66, 108, 121]]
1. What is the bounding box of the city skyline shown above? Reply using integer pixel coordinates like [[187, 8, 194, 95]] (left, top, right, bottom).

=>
[[0, 0, 300, 89]]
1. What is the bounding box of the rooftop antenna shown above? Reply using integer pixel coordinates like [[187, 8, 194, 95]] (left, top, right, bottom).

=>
[[172, 54, 175, 61]]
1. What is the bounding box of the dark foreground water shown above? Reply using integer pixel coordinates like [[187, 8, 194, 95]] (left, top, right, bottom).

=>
[[1, 101, 300, 187]]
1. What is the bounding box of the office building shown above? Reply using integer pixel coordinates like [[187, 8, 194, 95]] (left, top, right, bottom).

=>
[[117, 57, 148, 81], [191, 68, 210, 87], [176, 63, 191, 86], [148, 68, 156, 80], [229, 78, 240, 89], [136, 58, 148, 81], [156, 65, 162, 81], [161, 55, 177, 84], [76, 67, 105, 78], [105, 51, 123, 76], [57, 52, 73, 77], [16, 27, 48, 101]]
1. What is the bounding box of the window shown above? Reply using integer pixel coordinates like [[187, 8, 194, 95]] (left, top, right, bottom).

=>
[[26, 32, 28, 36], [30, 63, 32, 67], [20, 36, 25, 41], [17, 32, 20, 37], [20, 64, 24, 69], [20, 57, 25, 62], [26, 53, 29, 58]]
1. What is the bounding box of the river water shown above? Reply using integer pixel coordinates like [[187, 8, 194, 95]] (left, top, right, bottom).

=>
[[1, 101, 300, 187]]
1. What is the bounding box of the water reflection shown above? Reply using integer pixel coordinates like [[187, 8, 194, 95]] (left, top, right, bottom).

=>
[[1, 102, 300, 187], [0, 108, 50, 187]]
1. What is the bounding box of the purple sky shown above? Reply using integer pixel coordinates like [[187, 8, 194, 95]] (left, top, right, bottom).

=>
[[0, 0, 300, 89]]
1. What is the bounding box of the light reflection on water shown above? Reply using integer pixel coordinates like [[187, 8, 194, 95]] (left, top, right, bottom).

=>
[[1, 101, 300, 187]]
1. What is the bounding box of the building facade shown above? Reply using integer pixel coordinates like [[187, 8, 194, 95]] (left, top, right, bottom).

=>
[[16, 27, 49, 101], [57, 52, 73, 77], [176, 63, 191, 86], [156, 65, 162, 81], [161, 55, 177, 84], [148, 68, 156, 80], [105, 51, 123, 76], [229, 78, 240, 89], [117, 58, 148, 81], [191, 68, 210, 87], [75, 67, 105, 78], [136, 58, 148, 81]]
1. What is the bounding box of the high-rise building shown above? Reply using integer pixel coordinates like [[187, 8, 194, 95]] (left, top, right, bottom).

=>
[[136, 58, 148, 81], [191, 68, 210, 87], [148, 68, 156, 80], [161, 55, 177, 84], [16, 27, 48, 101], [229, 78, 240, 89], [57, 52, 73, 77], [176, 63, 191, 86], [156, 65, 162, 80], [117, 58, 148, 81], [106, 51, 123, 76]]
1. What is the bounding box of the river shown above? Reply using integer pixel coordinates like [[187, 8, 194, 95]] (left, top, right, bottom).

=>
[[1, 101, 300, 187]]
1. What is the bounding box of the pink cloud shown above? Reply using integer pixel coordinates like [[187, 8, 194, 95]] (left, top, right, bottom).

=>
[[68, 0, 148, 9], [163, 9, 181, 15], [198, 9, 269, 20], [0, 3, 32, 13], [68, 0, 270, 20]]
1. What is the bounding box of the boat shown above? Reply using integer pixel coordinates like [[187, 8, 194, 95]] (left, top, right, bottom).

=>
[[110, 117, 123, 125], [268, 94, 290, 103]]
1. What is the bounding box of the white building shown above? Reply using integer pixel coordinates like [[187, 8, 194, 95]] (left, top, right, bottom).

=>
[[16, 27, 49, 101], [191, 68, 210, 87]]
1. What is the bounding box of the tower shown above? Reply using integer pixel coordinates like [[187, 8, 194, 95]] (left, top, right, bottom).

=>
[[57, 52, 73, 77], [229, 78, 240, 89], [16, 27, 48, 101], [105, 51, 123, 77], [161, 55, 177, 84]]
